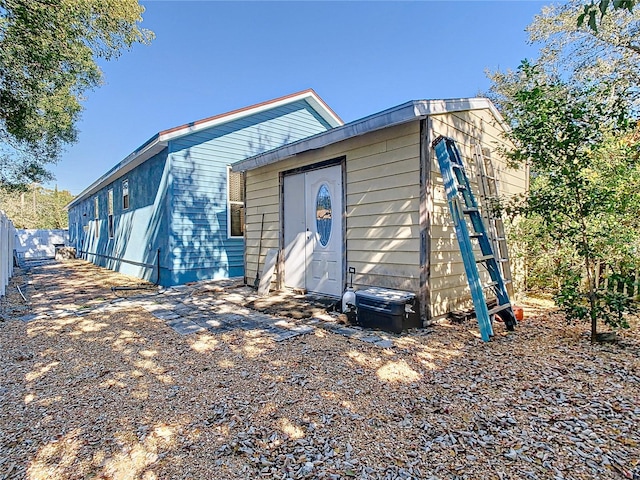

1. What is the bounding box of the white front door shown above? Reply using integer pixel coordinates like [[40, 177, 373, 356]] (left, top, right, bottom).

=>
[[283, 164, 343, 297]]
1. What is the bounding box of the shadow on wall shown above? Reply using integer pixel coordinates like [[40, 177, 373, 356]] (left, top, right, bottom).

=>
[[76, 155, 170, 285], [113, 162, 171, 285], [169, 149, 232, 285], [276, 113, 517, 317], [75, 116, 304, 286], [168, 123, 297, 285], [247, 125, 292, 159], [428, 113, 522, 315], [15, 229, 69, 260]]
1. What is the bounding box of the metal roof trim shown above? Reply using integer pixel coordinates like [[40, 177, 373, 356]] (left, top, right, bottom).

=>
[[232, 97, 505, 173], [231, 101, 419, 172]]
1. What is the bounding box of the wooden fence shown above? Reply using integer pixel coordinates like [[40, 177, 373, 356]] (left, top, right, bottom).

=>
[[0, 211, 15, 298], [595, 261, 640, 299]]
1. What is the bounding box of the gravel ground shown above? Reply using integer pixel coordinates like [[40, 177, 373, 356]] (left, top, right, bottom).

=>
[[0, 259, 639, 480]]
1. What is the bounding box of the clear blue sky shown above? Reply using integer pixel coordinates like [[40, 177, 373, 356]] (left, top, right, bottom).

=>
[[49, 0, 547, 195]]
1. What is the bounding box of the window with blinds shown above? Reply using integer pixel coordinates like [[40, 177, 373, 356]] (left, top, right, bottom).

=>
[[227, 168, 245, 238]]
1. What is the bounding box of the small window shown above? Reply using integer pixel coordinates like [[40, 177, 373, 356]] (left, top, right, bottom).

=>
[[94, 197, 99, 238], [227, 168, 245, 238], [108, 189, 114, 215], [108, 189, 114, 238], [316, 184, 332, 247], [122, 179, 129, 209]]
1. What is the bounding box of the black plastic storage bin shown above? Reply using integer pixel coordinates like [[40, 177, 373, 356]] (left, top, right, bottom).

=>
[[355, 287, 421, 333]]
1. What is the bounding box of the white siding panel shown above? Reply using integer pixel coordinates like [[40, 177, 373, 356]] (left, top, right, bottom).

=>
[[14, 229, 69, 259]]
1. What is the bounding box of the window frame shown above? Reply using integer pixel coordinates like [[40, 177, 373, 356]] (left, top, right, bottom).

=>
[[227, 166, 245, 238], [108, 189, 114, 239], [94, 196, 99, 239], [122, 178, 130, 210]]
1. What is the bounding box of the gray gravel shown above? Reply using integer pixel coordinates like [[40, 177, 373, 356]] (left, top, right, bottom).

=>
[[0, 259, 639, 480]]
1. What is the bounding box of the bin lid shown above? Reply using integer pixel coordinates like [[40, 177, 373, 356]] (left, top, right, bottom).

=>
[[355, 287, 415, 303]]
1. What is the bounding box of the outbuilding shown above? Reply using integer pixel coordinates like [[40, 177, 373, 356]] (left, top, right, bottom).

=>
[[232, 98, 528, 324], [67, 90, 342, 286]]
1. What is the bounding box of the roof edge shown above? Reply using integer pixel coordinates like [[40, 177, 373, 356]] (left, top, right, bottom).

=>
[[232, 97, 506, 172], [66, 136, 165, 210], [67, 89, 342, 209], [159, 88, 343, 142]]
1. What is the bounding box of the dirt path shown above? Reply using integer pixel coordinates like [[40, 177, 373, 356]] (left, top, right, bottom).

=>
[[1, 260, 639, 479]]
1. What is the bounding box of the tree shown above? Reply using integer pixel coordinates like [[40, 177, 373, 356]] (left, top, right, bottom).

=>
[[490, 61, 640, 342], [0, 184, 74, 228], [527, 1, 640, 112], [578, 0, 636, 31], [0, 0, 153, 189]]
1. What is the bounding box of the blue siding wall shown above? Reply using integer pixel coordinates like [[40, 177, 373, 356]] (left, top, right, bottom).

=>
[[68, 150, 172, 285], [68, 98, 334, 287], [167, 99, 332, 285]]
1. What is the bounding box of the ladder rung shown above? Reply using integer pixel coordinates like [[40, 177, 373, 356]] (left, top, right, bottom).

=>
[[475, 254, 494, 262], [457, 185, 467, 191], [463, 207, 479, 214], [469, 232, 484, 239], [452, 164, 463, 169], [488, 303, 511, 316], [484, 281, 498, 289]]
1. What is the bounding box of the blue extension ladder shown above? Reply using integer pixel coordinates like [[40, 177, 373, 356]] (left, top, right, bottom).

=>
[[432, 136, 517, 341]]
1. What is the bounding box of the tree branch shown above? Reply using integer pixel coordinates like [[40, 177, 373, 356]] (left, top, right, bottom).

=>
[[624, 41, 640, 54]]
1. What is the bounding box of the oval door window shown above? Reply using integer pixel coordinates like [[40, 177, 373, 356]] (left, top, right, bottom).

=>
[[316, 184, 332, 247]]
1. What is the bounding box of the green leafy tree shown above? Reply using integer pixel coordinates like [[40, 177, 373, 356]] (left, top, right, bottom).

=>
[[0, 184, 74, 228], [0, 0, 153, 189], [527, 0, 640, 112], [490, 62, 640, 342], [578, 0, 636, 31]]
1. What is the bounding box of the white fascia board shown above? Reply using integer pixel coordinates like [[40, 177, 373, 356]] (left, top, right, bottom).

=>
[[304, 92, 343, 128], [232, 97, 506, 173], [66, 137, 167, 210]]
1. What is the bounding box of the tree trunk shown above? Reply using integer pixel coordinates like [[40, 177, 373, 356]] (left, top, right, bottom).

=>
[[576, 186, 598, 343], [584, 256, 598, 343]]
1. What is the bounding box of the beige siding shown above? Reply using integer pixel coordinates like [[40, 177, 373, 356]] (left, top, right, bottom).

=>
[[243, 107, 528, 320], [244, 121, 421, 292], [429, 109, 527, 317], [347, 124, 421, 290]]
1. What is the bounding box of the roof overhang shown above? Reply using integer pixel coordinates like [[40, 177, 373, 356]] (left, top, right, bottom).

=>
[[66, 135, 166, 210], [232, 97, 507, 172], [157, 88, 342, 139], [66, 89, 342, 210]]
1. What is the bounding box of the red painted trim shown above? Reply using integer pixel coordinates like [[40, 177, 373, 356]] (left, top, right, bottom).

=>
[[159, 89, 342, 137]]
